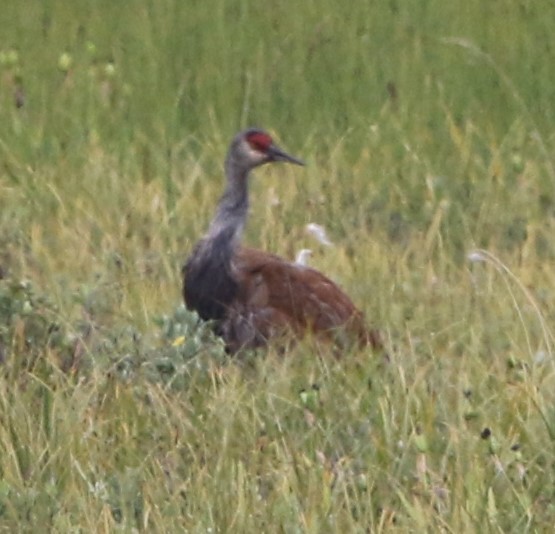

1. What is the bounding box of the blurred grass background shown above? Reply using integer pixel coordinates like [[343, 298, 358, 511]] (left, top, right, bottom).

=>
[[1, 0, 555, 531]]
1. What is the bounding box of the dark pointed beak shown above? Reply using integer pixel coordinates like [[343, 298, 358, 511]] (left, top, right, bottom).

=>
[[267, 144, 305, 166]]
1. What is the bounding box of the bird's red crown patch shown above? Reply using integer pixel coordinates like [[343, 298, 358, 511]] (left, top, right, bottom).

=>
[[246, 131, 272, 152]]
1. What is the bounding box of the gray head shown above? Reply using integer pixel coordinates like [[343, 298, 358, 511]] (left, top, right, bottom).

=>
[[226, 128, 305, 174]]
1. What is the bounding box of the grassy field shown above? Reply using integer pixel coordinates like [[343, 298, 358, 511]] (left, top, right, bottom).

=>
[[1, 0, 555, 531]]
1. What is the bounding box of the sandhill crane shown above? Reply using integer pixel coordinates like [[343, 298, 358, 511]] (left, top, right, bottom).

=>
[[183, 128, 381, 353]]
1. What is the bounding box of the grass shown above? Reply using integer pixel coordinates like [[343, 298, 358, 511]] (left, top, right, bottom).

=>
[[1, 0, 555, 531]]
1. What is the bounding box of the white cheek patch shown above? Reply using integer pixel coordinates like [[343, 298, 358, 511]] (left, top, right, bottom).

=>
[[243, 140, 267, 163]]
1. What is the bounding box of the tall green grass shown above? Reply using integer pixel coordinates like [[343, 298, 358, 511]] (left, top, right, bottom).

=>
[[1, 0, 555, 530]]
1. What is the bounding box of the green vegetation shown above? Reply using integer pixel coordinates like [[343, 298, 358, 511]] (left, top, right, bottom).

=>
[[1, 0, 555, 530]]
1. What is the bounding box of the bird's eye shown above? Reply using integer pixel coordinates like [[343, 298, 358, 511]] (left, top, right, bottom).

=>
[[247, 132, 272, 153]]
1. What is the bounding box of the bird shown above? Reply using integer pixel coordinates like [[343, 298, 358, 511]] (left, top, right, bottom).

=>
[[183, 128, 381, 353], [305, 223, 334, 247], [294, 248, 313, 266]]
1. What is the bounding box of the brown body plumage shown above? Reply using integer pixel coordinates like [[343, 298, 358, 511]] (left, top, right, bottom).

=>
[[183, 128, 381, 353]]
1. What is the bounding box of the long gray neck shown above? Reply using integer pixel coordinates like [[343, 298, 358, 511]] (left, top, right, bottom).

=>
[[206, 153, 250, 245]]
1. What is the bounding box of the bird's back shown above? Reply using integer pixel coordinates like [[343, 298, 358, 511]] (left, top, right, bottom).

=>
[[220, 247, 381, 352]]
